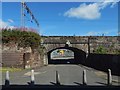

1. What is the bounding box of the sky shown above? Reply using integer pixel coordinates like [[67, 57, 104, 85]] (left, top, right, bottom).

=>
[[1, 1, 119, 36]]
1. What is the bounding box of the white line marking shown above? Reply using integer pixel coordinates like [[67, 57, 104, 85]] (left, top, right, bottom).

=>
[[23, 71, 47, 77]]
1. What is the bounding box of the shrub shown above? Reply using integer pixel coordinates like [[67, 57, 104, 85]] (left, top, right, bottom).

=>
[[95, 45, 107, 54], [1, 28, 41, 49]]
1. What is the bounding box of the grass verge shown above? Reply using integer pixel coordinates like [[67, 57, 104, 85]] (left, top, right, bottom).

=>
[[0, 67, 23, 72]]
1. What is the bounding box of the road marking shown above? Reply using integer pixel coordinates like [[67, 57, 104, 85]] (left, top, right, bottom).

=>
[[24, 71, 46, 76]]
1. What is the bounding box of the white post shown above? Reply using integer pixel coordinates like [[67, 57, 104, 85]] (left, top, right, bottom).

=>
[[30, 69, 35, 86], [56, 71, 60, 85], [107, 69, 112, 85], [5, 71, 10, 86], [83, 70, 87, 85]]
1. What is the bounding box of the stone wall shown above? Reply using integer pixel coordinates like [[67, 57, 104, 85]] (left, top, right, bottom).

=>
[[1, 51, 44, 69], [23, 52, 44, 69], [2, 52, 24, 68], [1, 42, 44, 68]]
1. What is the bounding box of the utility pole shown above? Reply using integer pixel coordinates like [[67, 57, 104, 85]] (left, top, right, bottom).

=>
[[20, 1, 40, 32], [21, 0, 25, 28]]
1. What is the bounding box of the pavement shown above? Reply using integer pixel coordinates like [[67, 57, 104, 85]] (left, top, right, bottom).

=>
[[1, 64, 120, 86]]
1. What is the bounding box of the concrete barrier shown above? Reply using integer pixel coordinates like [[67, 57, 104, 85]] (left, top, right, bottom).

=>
[[5, 71, 10, 87], [3, 69, 114, 86], [83, 70, 87, 85], [56, 71, 60, 85], [107, 69, 112, 85], [30, 70, 35, 86]]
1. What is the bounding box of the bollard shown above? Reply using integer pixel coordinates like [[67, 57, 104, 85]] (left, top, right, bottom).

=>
[[56, 71, 60, 85], [30, 69, 35, 86], [5, 71, 10, 87], [107, 69, 112, 85], [83, 70, 87, 85]]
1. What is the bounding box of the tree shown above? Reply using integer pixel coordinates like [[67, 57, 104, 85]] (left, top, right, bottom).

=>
[[95, 45, 107, 54]]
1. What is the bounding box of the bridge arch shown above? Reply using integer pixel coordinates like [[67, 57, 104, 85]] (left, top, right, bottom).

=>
[[47, 46, 86, 64]]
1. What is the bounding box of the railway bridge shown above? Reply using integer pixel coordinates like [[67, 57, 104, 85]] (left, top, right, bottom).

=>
[[40, 36, 118, 65]]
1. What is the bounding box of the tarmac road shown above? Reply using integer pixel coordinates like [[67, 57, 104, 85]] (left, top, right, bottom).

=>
[[1, 64, 120, 86]]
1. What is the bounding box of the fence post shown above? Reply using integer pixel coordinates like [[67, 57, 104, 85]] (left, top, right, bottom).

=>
[[56, 71, 60, 85], [5, 71, 10, 87], [83, 70, 87, 85], [30, 69, 35, 86], [107, 69, 112, 85]]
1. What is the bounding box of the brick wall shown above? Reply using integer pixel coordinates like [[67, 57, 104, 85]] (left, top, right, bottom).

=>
[[2, 52, 44, 68], [2, 52, 24, 68]]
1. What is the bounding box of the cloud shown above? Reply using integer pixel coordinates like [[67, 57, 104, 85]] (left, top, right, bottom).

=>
[[64, 3, 101, 20], [8, 19, 14, 23], [64, 0, 118, 20], [86, 31, 98, 36], [86, 31, 110, 36], [0, 19, 9, 28], [0, 19, 15, 29], [98, 0, 118, 9]]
